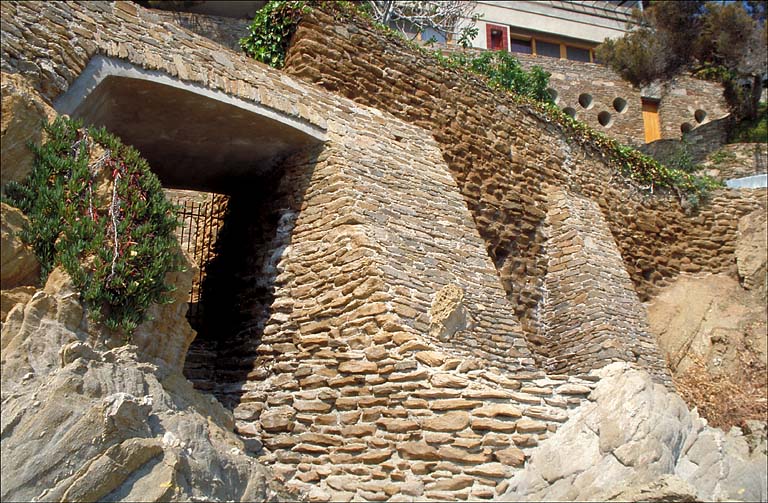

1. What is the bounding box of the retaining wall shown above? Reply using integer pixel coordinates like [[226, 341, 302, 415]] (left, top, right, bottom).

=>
[[284, 5, 765, 369]]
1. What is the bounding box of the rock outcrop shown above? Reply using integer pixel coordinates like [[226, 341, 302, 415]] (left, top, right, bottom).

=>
[[736, 209, 767, 298], [501, 363, 768, 502], [0, 71, 56, 189], [1, 263, 285, 502], [0, 202, 40, 290], [646, 207, 766, 428]]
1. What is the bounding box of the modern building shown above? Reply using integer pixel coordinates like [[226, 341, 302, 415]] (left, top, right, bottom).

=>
[[455, 0, 729, 148], [461, 0, 640, 63]]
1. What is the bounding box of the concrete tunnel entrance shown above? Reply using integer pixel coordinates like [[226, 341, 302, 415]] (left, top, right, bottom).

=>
[[55, 56, 325, 407]]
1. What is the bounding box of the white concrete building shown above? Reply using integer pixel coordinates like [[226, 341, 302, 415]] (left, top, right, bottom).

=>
[[460, 1, 640, 63]]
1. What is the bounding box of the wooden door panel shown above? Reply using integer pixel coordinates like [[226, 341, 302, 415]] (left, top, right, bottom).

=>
[[642, 100, 661, 143]]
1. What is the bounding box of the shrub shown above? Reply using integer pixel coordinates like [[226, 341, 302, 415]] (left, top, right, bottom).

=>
[[458, 50, 553, 104], [240, 0, 309, 68], [2, 117, 183, 335]]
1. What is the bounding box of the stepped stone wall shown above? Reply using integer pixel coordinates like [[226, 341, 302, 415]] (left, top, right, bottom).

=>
[[437, 45, 729, 148], [510, 52, 729, 147], [639, 116, 732, 167], [539, 188, 669, 382], [1, 2, 586, 499], [149, 9, 249, 53], [702, 143, 768, 180], [284, 5, 766, 341], [2, 2, 765, 501]]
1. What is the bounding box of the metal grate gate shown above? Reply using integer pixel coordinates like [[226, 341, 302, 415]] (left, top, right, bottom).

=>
[[172, 194, 228, 329]]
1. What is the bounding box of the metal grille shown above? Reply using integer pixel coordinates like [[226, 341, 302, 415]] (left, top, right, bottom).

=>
[[173, 195, 228, 329]]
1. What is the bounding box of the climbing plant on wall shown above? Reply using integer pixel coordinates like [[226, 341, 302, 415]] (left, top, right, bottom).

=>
[[2, 117, 183, 334], [435, 50, 554, 104], [240, 0, 310, 68]]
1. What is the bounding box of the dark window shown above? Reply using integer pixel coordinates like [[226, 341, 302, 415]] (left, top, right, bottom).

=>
[[490, 29, 503, 50], [537, 40, 560, 58], [510, 37, 532, 54], [566, 46, 591, 62], [486, 24, 508, 51]]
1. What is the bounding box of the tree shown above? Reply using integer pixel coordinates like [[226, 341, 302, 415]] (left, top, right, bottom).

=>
[[365, 1, 479, 47], [596, 1, 767, 120]]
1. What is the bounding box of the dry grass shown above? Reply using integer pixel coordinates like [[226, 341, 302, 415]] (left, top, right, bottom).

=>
[[673, 353, 767, 430]]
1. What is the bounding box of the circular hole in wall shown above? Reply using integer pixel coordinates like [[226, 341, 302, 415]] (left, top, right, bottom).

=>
[[563, 107, 576, 118], [598, 111, 613, 127], [578, 93, 593, 109], [694, 109, 707, 123], [612, 97, 628, 113], [547, 88, 559, 103], [681, 122, 693, 134]]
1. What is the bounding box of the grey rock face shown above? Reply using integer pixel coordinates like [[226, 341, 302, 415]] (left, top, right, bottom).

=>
[[501, 363, 768, 502], [1, 267, 286, 502]]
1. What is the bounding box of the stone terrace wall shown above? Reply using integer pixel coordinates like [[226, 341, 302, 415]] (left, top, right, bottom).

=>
[[1, 2, 611, 499], [639, 117, 731, 167], [440, 47, 729, 148], [513, 54, 729, 145], [219, 116, 599, 502], [510, 54, 729, 146], [284, 6, 766, 368], [702, 143, 768, 180], [149, 9, 249, 53]]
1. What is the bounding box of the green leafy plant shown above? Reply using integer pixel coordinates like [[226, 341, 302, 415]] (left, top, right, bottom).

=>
[[239, 0, 310, 68], [2, 117, 183, 335], [666, 141, 699, 173], [709, 148, 737, 165]]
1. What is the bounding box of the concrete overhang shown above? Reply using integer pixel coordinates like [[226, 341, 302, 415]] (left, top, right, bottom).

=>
[[55, 56, 326, 193]]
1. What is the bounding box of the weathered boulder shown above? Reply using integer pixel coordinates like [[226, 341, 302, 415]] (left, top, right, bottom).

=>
[[130, 249, 198, 372], [736, 209, 767, 298], [0, 266, 286, 502], [647, 273, 767, 377], [0, 285, 35, 323], [0, 202, 40, 290], [428, 284, 471, 342], [501, 363, 768, 502], [0, 72, 56, 189]]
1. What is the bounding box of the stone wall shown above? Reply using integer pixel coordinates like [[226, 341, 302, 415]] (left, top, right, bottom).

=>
[[538, 188, 670, 384], [517, 55, 730, 145], [639, 116, 732, 167], [284, 6, 765, 366], [2, 2, 765, 500], [0, 2, 597, 498], [702, 143, 768, 180], [148, 9, 249, 53], [439, 45, 729, 148]]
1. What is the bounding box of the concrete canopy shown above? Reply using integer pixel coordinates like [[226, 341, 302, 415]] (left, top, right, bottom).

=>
[[54, 56, 326, 193]]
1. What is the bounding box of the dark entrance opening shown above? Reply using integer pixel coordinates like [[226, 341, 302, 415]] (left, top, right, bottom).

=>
[[181, 179, 298, 408], [58, 63, 324, 409]]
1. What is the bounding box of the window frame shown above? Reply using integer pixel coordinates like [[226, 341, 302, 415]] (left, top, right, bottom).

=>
[[507, 31, 595, 63], [486, 23, 509, 51]]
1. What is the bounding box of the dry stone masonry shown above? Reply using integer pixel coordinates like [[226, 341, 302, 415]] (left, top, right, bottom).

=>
[[539, 188, 670, 384], [1, 2, 766, 502], [441, 47, 729, 148], [284, 5, 766, 368]]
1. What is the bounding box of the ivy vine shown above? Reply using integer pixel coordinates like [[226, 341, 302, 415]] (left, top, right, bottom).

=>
[[240, 0, 310, 68]]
